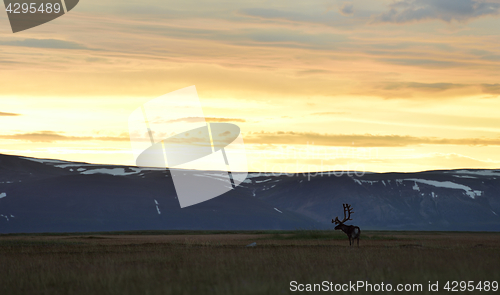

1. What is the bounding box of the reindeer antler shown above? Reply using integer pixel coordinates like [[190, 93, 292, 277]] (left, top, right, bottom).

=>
[[333, 203, 354, 224]]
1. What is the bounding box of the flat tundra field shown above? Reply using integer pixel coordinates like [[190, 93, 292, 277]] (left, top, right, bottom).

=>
[[0, 231, 499, 295]]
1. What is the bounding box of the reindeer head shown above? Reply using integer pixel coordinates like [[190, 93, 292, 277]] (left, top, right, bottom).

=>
[[332, 203, 354, 230]]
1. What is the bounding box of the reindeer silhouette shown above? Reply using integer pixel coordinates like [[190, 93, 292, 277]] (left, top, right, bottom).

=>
[[332, 204, 361, 246]]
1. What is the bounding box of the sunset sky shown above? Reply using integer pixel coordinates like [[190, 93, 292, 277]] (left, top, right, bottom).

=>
[[1, 0, 500, 173]]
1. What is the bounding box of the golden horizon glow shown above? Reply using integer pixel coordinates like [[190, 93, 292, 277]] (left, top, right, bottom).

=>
[[2, 0, 500, 173]]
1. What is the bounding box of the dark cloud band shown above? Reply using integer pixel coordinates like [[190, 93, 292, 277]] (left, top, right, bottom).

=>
[[373, 0, 500, 24], [245, 131, 500, 147], [0, 112, 20, 116], [0, 131, 128, 142]]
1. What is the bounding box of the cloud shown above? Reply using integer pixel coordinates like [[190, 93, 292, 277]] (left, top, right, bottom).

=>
[[237, 7, 360, 30], [0, 131, 129, 143], [245, 131, 500, 147], [361, 81, 483, 99], [379, 58, 464, 68], [481, 83, 500, 94], [379, 82, 468, 92], [206, 117, 246, 123], [0, 38, 91, 50], [339, 3, 354, 16], [311, 112, 349, 116], [0, 59, 20, 65], [367, 81, 500, 99], [295, 69, 331, 76], [0, 112, 20, 116], [162, 117, 246, 123], [373, 0, 500, 23]]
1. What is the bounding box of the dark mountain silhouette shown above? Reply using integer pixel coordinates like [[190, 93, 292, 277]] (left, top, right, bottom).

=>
[[0, 153, 499, 233]]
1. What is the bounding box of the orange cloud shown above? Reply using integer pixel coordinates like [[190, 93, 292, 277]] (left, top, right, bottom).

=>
[[0, 112, 20, 116]]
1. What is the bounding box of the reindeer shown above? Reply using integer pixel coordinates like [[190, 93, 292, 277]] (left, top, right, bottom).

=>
[[332, 204, 361, 246]]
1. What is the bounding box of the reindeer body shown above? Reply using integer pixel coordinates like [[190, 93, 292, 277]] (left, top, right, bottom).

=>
[[334, 222, 360, 246], [332, 204, 361, 246]]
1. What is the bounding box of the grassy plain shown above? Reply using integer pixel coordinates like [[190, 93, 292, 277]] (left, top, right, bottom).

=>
[[0, 230, 499, 295]]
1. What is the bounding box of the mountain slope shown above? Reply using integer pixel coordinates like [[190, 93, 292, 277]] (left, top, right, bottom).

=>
[[1, 153, 499, 233], [252, 170, 500, 231], [0, 154, 322, 233]]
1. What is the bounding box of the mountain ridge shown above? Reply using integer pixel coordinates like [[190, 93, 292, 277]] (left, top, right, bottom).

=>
[[1, 153, 499, 233]]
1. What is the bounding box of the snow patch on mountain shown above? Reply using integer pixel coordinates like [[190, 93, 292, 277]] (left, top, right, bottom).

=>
[[451, 170, 500, 176], [255, 179, 273, 184], [452, 175, 477, 179], [405, 179, 470, 190], [21, 157, 69, 164], [81, 168, 142, 176], [404, 179, 480, 199], [193, 173, 233, 184], [154, 199, 161, 214], [353, 179, 380, 185], [55, 164, 97, 168]]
